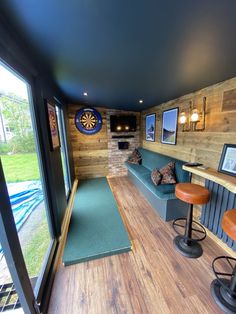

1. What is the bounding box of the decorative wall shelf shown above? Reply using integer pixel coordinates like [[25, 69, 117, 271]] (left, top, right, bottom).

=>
[[183, 165, 236, 194], [111, 135, 134, 139]]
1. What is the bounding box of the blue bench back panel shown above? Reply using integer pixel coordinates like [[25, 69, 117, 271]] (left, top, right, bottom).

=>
[[138, 148, 189, 183]]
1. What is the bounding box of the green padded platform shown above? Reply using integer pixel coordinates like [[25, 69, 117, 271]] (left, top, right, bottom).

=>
[[63, 177, 131, 266]]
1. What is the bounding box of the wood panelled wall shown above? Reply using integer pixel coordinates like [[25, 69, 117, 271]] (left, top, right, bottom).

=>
[[68, 105, 108, 179], [141, 77, 236, 173], [68, 105, 140, 179]]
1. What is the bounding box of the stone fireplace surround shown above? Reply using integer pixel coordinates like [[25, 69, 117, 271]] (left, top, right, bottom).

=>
[[107, 110, 141, 177]]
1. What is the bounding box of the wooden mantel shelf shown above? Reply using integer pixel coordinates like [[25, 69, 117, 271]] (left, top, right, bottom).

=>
[[183, 165, 236, 194]]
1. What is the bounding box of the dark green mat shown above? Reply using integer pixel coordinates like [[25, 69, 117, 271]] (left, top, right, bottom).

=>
[[63, 177, 131, 266]]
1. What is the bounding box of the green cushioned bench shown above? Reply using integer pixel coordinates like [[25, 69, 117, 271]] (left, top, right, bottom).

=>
[[125, 148, 190, 221]]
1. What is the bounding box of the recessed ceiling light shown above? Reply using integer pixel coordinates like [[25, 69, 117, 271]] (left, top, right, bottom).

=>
[[83, 92, 88, 96], [139, 99, 143, 103]]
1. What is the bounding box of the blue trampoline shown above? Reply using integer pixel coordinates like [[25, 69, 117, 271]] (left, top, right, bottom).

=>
[[0, 181, 44, 254]]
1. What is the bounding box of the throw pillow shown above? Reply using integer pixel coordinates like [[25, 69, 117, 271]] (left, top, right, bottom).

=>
[[160, 161, 177, 184], [127, 148, 142, 164], [151, 168, 162, 185]]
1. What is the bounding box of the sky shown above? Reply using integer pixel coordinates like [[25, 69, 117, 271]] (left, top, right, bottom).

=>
[[163, 109, 178, 131], [0, 63, 28, 99]]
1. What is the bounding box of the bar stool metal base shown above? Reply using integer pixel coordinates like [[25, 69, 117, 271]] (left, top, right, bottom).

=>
[[211, 279, 236, 314], [173, 235, 203, 258]]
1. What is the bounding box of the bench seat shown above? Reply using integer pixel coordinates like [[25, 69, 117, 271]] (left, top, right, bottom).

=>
[[125, 148, 190, 221]]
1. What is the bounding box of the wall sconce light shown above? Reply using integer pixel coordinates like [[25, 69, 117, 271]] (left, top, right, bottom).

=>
[[179, 103, 191, 132], [179, 111, 187, 124], [190, 109, 199, 122], [179, 97, 206, 132], [190, 97, 206, 131]]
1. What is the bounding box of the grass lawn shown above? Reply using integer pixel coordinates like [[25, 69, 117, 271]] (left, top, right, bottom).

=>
[[0, 153, 40, 182], [22, 208, 50, 277], [0, 154, 50, 282]]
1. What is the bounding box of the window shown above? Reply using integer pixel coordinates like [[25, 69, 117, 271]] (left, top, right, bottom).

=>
[[56, 105, 71, 197], [0, 60, 57, 313]]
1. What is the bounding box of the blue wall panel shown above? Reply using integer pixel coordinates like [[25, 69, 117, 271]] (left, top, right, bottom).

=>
[[201, 180, 236, 251]]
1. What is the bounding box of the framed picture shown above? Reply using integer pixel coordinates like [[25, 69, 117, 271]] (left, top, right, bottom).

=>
[[46, 100, 60, 150], [161, 107, 178, 145], [145, 113, 156, 142], [218, 144, 236, 177]]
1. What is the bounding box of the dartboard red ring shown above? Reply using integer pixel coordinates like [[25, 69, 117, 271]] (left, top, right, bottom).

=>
[[75, 108, 102, 135]]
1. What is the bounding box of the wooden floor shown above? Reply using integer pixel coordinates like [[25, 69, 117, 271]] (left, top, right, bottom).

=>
[[48, 176, 230, 314]]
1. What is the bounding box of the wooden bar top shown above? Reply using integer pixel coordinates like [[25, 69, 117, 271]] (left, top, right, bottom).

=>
[[183, 165, 236, 194]]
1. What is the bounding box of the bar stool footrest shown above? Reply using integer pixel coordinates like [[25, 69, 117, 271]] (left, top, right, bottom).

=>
[[212, 256, 236, 297], [172, 218, 206, 242]]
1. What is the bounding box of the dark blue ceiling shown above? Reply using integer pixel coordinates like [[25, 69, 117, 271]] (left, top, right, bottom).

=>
[[1, 0, 236, 110]]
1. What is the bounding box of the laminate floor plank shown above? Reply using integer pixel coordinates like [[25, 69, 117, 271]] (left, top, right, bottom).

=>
[[48, 176, 228, 314]]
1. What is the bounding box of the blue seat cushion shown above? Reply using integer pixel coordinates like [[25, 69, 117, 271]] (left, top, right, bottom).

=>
[[125, 161, 150, 177], [138, 148, 189, 183], [125, 161, 175, 200], [140, 173, 175, 200], [125, 148, 190, 200]]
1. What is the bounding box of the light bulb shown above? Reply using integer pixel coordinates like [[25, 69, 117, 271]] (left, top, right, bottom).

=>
[[191, 109, 199, 122], [179, 112, 187, 124], [117, 125, 121, 131]]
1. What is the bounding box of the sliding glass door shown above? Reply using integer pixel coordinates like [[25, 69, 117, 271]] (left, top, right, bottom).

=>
[[0, 61, 55, 312]]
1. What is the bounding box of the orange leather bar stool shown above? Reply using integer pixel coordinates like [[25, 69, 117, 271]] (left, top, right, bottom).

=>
[[211, 209, 236, 313], [173, 183, 210, 258]]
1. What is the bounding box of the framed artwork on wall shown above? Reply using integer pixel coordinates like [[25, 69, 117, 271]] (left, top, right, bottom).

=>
[[46, 100, 60, 151], [218, 144, 236, 177], [145, 113, 156, 142], [161, 107, 178, 145]]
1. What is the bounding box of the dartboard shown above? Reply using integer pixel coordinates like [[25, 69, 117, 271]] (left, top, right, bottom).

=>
[[75, 108, 102, 135], [80, 111, 97, 130]]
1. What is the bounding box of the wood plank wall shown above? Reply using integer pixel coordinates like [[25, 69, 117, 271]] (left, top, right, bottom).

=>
[[68, 105, 140, 179], [142, 77, 236, 169], [68, 105, 109, 179], [68, 77, 236, 182], [141, 77, 236, 214]]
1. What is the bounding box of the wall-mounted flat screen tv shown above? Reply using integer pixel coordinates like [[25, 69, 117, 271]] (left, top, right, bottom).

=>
[[110, 115, 136, 132]]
